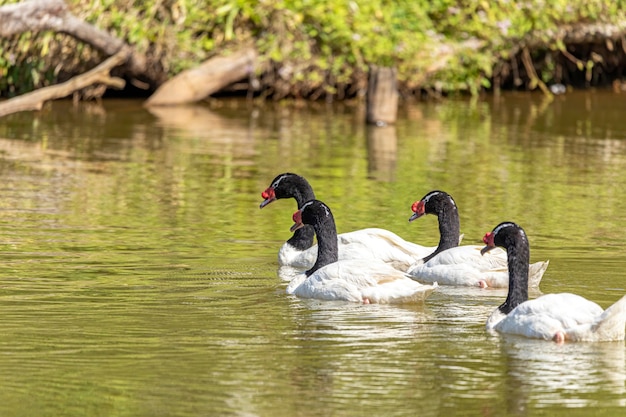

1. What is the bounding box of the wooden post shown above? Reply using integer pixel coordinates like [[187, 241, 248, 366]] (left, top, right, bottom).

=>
[[366, 65, 398, 125]]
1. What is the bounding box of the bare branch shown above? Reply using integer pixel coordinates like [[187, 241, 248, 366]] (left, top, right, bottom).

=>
[[0, 0, 147, 78], [0, 48, 130, 118]]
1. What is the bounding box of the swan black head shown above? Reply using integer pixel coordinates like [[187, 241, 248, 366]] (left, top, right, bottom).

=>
[[409, 190, 460, 263], [260, 173, 315, 209], [290, 200, 333, 231], [408, 190, 457, 222], [481, 222, 527, 255]]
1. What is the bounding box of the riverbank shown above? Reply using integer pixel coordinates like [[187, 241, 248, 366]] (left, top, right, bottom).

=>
[[0, 0, 625, 99]]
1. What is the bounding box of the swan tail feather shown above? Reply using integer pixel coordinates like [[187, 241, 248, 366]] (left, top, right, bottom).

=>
[[565, 295, 626, 342], [528, 260, 549, 288]]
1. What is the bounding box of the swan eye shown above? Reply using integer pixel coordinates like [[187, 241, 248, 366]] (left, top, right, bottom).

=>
[[261, 188, 275, 199], [483, 232, 495, 246], [411, 200, 425, 214]]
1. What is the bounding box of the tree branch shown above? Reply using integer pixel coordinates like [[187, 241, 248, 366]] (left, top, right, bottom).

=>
[[0, 0, 148, 78], [0, 48, 129, 118]]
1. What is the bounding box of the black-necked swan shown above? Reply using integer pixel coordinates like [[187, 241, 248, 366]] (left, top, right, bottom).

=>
[[285, 200, 438, 303], [407, 190, 549, 288], [482, 221, 626, 343], [260, 173, 317, 268], [260, 172, 438, 271]]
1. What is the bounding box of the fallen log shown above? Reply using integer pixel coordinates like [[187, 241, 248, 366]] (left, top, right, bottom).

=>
[[145, 47, 258, 107], [0, 48, 129, 118]]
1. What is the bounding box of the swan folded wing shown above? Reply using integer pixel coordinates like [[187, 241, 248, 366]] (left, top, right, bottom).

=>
[[361, 280, 437, 303], [407, 246, 508, 286], [408, 263, 486, 286], [338, 241, 415, 271], [528, 260, 549, 288], [564, 295, 626, 342], [337, 228, 436, 261], [442, 246, 507, 267], [286, 261, 379, 302], [419, 246, 507, 268], [288, 272, 364, 302], [278, 265, 307, 282], [359, 261, 437, 303], [287, 260, 437, 303], [278, 242, 317, 268]]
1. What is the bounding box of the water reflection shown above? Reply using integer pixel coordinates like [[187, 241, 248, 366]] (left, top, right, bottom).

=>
[[499, 337, 626, 410], [284, 298, 441, 414], [288, 297, 435, 342], [366, 125, 397, 181]]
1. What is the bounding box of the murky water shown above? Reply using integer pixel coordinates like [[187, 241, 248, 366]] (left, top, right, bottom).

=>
[[0, 92, 624, 416]]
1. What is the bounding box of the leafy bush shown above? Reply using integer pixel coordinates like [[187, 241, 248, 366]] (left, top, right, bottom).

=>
[[0, 0, 623, 98]]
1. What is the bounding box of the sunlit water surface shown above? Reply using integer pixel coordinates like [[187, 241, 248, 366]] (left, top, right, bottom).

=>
[[0, 92, 624, 416]]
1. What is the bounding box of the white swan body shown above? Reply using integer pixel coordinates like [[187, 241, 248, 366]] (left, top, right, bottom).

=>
[[280, 227, 437, 271], [407, 245, 548, 288], [487, 293, 626, 342], [287, 259, 438, 304], [286, 200, 438, 304], [482, 221, 626, 343]]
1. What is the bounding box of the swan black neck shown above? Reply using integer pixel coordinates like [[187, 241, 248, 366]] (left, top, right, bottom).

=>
[[497, 224, 530, 314], [272, 173, 316, 250], [422, 192, 461, 263], [287, 226, 315, 251], [301, 200, 338, 276]]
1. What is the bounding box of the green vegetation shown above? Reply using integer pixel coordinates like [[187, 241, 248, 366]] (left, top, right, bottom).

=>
[[0, 0, 624, 98]]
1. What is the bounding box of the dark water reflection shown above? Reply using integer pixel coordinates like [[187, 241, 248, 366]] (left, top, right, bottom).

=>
[[0, 92, 624, 416]]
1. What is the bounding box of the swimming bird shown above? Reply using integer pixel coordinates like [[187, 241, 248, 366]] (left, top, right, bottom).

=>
[[286, 200, 438, 303], [407, 190, 548, 288], [481, 221, 626, 342], [260, 173, 437, 270]]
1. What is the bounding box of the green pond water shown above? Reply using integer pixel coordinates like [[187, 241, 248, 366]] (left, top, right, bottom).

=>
[[0, 92, 625, 416]]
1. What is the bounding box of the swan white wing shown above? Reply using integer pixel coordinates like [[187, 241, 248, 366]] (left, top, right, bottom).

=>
[[286, 269, 364, 302], [279, 228, 436, 270], [278, 242, 317, 269], [493, 293, 605, 339], [354, 261, 438, 303], [528, 260, 549, 288], [407, 262, 488, 286], [286, 259, 437, 303], [278, 265, 306, 282], [564, 295, 626, 342], [337, 241, 416, 272], [408, 246, 507, 286], [337, 228, 436, 263], [424, 246, 507, 268]]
